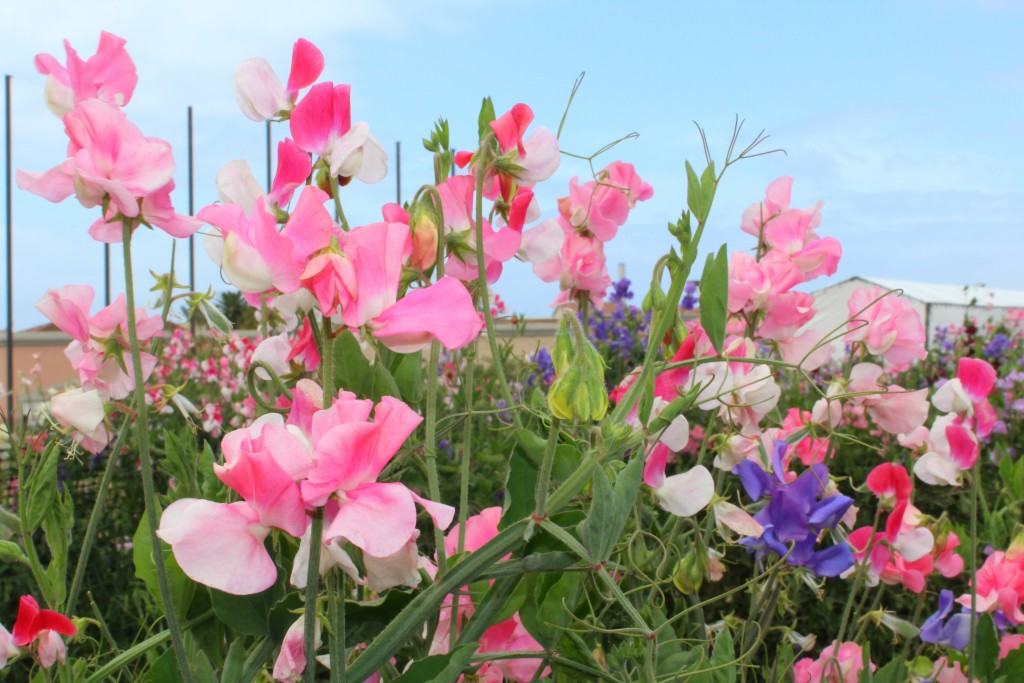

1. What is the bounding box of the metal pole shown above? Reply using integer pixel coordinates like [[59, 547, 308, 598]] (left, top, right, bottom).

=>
[[5, 75, 13, 422], [395, 141, 401, 204], [265, 120, 272, 192], [188, 106, 195, 333]]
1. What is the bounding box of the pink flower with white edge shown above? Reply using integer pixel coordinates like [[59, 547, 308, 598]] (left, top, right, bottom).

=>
[[932, 357, 998, 437], [36, 285, 161, 400], [18, 99, 198, 241], [0, 623, 17, 668], [34, 31, 137, 116], [847, 363, 929, 436], [272, 615, 320, 683], [557, 161, 652, 242], [235, 38, 324, 122], [50, 388, 110, 454], [298, 392, 454, 560], [158, 414, 311, 594], [201, 186, 332, 294], [845, 286, 926, 370], [437, 174, 521, 284], [643, 446, 714, 517], [956, 550, 1024, 624], [216, 160, 265, 215], [793, 641, 871, 683], [865, 463, 912, 508]]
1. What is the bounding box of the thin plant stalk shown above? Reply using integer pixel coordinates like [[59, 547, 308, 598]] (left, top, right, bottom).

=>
[[533, 418, 561, 519], [423, 209, 448, 571], [309, 315, 335, 682], [120, 222, 192, 682], [471, 151, 523, 432], [968, 458, 980, 677], [66, 420, 130, 613]]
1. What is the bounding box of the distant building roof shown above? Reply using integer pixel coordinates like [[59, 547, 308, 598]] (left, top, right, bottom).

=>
[[815, 276, 1024, 309]]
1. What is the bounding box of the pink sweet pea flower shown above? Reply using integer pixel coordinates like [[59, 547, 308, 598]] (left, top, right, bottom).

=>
[[34, 31, 137, 116], [557, 161, 653, 242], [235, 38, 324, 122], [158, 415, 311, 594], [530, 220, 612, 307], [741, 176, 795, 237], [643, 445, 715, 518], [270, 138, 314, 208], [36, 285, 161, 400], [489, 102, 560, 188], [956, 550, 1024, 624], [845, 286, 926, 370], [933, 531, 964, 578], [17, 99, 197, 241], [865, 463, 912, 507], [272, 615, 320, 683], [437, 174, 521, 284], [847, 363, 929, 436], [793, 641, 871, 683], [11, 596, 76, 670], [201, 186, 331, 294], [370, 277, 484, 353], [1000, 634, 1024, 660], [50, 388, 110, 454], [0, 623, 17, 668], [298, 394, 454, 559]]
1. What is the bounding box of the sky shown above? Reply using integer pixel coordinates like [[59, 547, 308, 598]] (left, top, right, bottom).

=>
[[1, 0, 1022, 328]]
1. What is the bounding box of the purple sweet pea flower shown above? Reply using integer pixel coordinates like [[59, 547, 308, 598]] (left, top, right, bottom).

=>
[[734, 441, 854, 578], [920, 589, 971, 650]]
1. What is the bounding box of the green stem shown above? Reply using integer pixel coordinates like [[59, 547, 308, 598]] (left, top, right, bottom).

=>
[[457, 344, 475, 558], [472, 152, 523, 431], [120, 222, 192, 683], [969, 458, 980, 677], [66, 420, 130, 613], [303, 512, 323, 683], [424, 209, 448, 571], [328, 570, 346, 681], [329, 174, 350, 230], [83, 611, 213, 683], [348, 455, 598, 680], [532, 418, 561, 520]]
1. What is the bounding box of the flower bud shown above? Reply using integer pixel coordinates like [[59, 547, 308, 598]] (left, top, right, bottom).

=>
[[672, 551, 706, 595], [409, 204, 439, 271], [547, 315, 608, 422]]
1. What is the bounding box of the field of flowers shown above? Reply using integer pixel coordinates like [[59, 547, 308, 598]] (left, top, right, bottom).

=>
[[1, 31, 1023, 683]]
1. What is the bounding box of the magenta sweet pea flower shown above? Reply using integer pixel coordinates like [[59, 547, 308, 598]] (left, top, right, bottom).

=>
[[11, 596, 76, 670]]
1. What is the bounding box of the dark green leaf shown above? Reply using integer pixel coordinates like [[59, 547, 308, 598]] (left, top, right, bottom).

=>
[[520, 571, 582, 648], [219, 639, 247, 683], [975, 613, 1000, 680], [997, 643, 1024, 678], [211, 586, 277, 636], [334, 330, 373, 396], [870, 658, 907, 683], [699, 244, 729, 354], [0, 539, 27, 565], [501, 450, 537, 529], [24, 442, 60, 532], [133, 513, 195, 620], [579, 456, 643, 563], [345, 590, 415, 646], [392, 643, 477, 683], [392, 351, 424, 405], [477, 97, 496, 142]]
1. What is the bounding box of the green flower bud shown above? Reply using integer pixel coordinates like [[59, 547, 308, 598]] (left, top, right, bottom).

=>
[[547, 314, 608, 422], [672, 551, 706, 595]]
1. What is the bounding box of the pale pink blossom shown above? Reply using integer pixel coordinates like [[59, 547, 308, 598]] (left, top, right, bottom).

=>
[[793, 641, 871, 683], [50, 387, 110, 454], [956, 550, 1024, 624], [845, 286, 926, 370], [17, 99, 197, 241], [272, 616, 320, 682], [34, 31, 137, 116], [235, 38, 324, 122]]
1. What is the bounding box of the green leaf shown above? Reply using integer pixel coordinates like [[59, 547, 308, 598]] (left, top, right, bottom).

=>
[[41, 489, 73, 606], [392, 351, 424, 405], [691, 624, 736, 683], [211, 586, 278, 636], [334, 330, 373, 396], [24, 442, 60, 532], [0, 539, 27, 565], [501, 450, 537, 529], [520, 571, 582, 648], [699, 244, 729, 354], [133, 513, 195, 620], [371, 362, 402, 400], [870, 658, 907, 683], [685, 161, 703, 222], [393, 643, 477, 683], [345, 590, 415, 646], [578, 456, 643, 563], [199, 299, 232, 334], [477, 97, 496, 142], [219, 639, 247, 683], [997, 644, 1024, 678], [974, 613, 1000, 680]]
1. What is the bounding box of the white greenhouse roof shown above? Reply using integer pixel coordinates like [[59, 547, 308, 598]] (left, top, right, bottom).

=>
[[818, 277, 1024, 308]]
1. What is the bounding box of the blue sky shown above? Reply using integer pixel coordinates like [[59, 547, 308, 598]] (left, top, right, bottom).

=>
[[1, 0, 1022, 327]]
